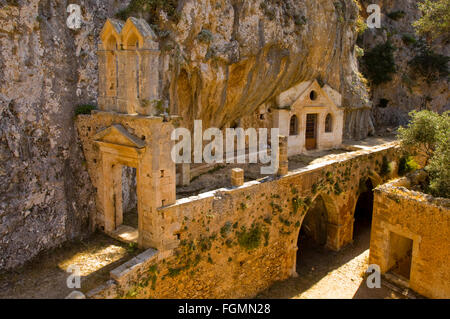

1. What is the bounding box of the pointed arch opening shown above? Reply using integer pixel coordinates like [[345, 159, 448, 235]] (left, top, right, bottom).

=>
[[353, 178, 375, 243], [125, 32, 140, 49]]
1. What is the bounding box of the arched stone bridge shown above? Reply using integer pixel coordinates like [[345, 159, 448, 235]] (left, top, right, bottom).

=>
[[83, 137, 400, 299]]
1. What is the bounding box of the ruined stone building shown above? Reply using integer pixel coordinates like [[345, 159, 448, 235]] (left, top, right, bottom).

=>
[[79, 17, 349, 251]]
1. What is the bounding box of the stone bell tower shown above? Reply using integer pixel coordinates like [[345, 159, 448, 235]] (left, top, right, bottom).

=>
[[76, 18, 177, 251], [98, 17, 161, 115]]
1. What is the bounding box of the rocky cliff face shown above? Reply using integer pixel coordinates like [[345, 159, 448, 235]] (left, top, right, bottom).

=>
[[358, 0, 449, 128], [0, 0, 374, 270], [157, 0, 373, 138], [0, 0, 130, 270]]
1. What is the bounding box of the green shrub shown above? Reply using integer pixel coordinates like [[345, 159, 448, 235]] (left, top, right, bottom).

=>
[[413, 0, 450, 40], [398, 156, 419, 176], [398, 110, 450, 198], [427, 141, 450, 198], [116, 0, 179, 24], [398, 110, 448, 161], [409, 42, 449, 83], [197, 29, 213, 43], [402, 33, 417, 45], [294, 15, 307, 26], [387, 10, 406, 21], [75, 104, 96, 116], [362, 41, 397, 85], [355, 45, 365, 57], [237, 224, 263, 250]]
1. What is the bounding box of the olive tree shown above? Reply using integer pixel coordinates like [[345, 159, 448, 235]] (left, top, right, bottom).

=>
[[398, 110, 449, 198], [413, 0, 450, 40]]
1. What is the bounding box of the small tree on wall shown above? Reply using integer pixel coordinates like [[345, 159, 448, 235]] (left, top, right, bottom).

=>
[[397, 110, 450, 198]]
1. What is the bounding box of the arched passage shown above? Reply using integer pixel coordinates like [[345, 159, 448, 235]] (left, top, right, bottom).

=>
[[296, 195, 329, 270], [300, 195, 328, 246], [353, 178, 375, 241]]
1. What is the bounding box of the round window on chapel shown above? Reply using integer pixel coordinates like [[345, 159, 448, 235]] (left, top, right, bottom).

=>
[[310, 90, 318, 101]]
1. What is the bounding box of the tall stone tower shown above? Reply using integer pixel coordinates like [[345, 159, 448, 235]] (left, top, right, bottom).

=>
[[98, 18, 161, 115]]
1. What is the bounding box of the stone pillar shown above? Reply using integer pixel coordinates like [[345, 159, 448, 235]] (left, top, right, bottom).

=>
[[125, 50, 139, 114], [278, 135, 288, 176], [231, 168, 244, 187], [137, 49, 160, 116], [116, 50, 128, 113], [100, 152, 116, 233], [181, 163, 190, 186]]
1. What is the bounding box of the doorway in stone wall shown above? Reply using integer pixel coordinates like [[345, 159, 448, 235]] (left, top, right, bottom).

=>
[[110, 164, 139, 244], [387, 232, 413, 281], [305, 114, 317, 150], [353, 178, 374, 244]]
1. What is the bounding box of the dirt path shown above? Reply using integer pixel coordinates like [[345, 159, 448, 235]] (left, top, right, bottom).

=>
[[0, 232, 142, 299], [257, 222, 403, 299]]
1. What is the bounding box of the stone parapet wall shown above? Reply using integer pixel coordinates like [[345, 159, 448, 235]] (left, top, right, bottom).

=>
[[369, 177, 450, 299], [88, 142, 400, 299]]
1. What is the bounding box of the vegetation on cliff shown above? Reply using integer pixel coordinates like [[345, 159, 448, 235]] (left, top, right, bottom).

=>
[[398, 110, 450, 198], [116, 0, 179, 24], [409, 41, 449, 83], [362, 41, 397, 85], [413, 0, 450, 40]]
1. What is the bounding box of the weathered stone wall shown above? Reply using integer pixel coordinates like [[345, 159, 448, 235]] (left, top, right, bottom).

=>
[[87, 143, 399, 299], [369, 177, 450, 299], [75, 112, 178, 250]]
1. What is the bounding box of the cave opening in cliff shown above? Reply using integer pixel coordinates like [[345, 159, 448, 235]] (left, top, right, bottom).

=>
[[296, 195, 328, 269], [353, 178, 374, 242]]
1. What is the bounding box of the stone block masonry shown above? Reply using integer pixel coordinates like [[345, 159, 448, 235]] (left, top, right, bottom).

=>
[[86, 141, 401, 299], [369, 177, 450, 299], [231, 168, 244, 187]]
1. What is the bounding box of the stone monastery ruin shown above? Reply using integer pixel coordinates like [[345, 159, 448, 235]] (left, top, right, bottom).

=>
[[72, 17, 435, 299], [0, 0, 448, 301]]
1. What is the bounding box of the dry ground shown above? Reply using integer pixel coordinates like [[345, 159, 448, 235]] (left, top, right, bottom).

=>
[[256, 220, 403, 299], [0, 232, 142, 299]]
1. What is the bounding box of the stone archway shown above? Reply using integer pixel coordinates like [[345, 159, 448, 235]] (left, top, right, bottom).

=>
[[293, 193, 339, 275], [299, 195, 329, 247], [352, 177, 375, 242], [94, 124, 148, 246]]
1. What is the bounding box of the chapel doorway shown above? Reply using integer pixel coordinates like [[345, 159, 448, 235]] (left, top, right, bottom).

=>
[[305, 113, 318, 150]]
